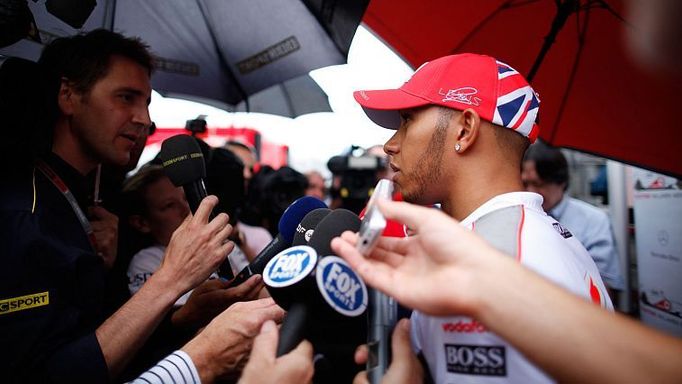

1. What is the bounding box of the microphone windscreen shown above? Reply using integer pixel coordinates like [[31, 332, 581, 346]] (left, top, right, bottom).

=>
[[158, 135, 206, 186], [292, 208, 332, 246], [309, 209, 361, 257], [278, 196, 327, 243]]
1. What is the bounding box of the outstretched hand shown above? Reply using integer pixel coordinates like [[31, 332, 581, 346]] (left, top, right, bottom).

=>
[[172, 275, 264, 330], [331, 199, 503, 317], [238, 320, 314, 384], [182, 298, 286, 383]]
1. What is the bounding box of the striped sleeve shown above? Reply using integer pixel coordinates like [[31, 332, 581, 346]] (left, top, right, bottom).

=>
[[129, 350, 201, 384]]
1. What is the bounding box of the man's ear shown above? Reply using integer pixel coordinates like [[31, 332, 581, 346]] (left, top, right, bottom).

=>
[[453, 108, 481, 153], [128, 215, 151, 234], [57, 77, 77, 115]]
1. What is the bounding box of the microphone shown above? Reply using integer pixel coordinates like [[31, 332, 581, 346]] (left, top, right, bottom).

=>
[[158, 134, 235, 280], [158, 134, 208, 213], [226, 196, 327, 288], [262, 209, 365, 357], [292, 208, 332, 246]]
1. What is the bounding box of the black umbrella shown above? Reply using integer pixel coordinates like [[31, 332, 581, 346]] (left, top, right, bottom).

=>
[[1, 0, 370, 115]]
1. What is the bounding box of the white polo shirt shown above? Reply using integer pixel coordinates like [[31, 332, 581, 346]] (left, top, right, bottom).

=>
[[411, 192, 612, 383]]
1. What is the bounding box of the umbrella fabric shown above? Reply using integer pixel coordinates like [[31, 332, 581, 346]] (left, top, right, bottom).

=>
[[1, 0, 369, 113], [363, 0, 682, 178], [233, 73, 332, 116]]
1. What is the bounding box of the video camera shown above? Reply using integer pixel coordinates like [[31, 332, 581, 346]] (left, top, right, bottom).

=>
[[327, 146, 387, 213], [185, 115, 208, 134]]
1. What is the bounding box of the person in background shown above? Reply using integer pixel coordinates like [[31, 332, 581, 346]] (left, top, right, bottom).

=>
[[367, 144, 396, 182], [225, 140, 273, 259], [521, 143, 625, 296], [120, 164, 264, 378], [304, 170, 327, 201], [259, 166, 309, 237], [225, 139, 258, 189]]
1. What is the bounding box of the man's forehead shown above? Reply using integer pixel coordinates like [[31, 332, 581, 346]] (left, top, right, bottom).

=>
[[104, 56, 152, 90]]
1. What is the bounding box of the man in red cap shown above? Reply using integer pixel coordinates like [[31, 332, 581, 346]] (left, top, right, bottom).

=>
[[353, 53, 612, 383]]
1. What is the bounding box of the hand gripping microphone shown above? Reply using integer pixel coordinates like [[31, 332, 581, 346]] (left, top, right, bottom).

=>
[[262, 209, 365, 357], [158, 134, 235, 279], [158, 135, 208, 213], [226, 196, 327, 288]]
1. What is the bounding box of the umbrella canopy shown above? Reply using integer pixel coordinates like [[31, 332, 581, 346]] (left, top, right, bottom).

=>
[[363, 0, 682, 178], [1, 0, 370, 114]]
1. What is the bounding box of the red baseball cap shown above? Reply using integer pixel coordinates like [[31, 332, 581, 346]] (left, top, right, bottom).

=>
[[353, 53, 540, 142]]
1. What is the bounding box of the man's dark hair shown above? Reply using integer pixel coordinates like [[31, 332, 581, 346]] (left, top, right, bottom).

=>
[[38, 28, 153, 96], [523, 143, 569, 188]]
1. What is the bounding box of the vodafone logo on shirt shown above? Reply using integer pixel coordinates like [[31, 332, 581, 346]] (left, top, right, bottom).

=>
[[441, 319, 488, 333]]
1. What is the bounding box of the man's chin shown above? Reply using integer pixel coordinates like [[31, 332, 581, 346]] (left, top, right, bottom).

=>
[[106, 152, 132, 168]]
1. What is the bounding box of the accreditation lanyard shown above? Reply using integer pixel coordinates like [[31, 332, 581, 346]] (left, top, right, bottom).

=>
[[35, 159, 98, 252]]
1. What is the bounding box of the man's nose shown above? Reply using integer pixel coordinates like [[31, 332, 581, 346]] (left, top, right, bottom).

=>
[[132, 106, 152, 129], [384, 132, 400, 155]]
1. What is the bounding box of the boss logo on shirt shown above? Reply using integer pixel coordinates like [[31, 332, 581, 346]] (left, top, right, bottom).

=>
[[0, 292, 49, 315], [444, 344, 506, 376], [552, 222, 573, 239]]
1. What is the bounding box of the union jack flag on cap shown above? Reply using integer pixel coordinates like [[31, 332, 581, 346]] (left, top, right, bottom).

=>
[[353, 53, 541, 143], [493, 60, 540, 142]]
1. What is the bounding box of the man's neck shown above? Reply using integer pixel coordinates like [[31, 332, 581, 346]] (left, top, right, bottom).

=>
[[441, 168, 525, 221], [52, 123, 98, 176]]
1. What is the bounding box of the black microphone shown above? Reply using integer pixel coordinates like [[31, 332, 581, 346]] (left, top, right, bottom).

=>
[[292, 208, 332, 246], [158, 134, 233, 279], [158, 135, 208, 213], [226, 196, 327, 288], [262, 209, 365, 357]]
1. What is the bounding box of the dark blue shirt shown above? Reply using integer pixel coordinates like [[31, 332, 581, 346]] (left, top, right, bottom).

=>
[[0, 153, 109, 383]]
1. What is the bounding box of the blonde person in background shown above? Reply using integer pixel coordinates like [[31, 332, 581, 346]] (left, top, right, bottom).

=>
[[123, 165, 263, 330]]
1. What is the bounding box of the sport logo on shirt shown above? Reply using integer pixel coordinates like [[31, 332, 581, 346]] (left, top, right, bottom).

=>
[[552, 222, 573, 239], [444, 344, 506, 376], [0, 292, 49, 315]]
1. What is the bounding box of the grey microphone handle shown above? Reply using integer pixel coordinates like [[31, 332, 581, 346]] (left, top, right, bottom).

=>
[[367, 288, 397, 384]]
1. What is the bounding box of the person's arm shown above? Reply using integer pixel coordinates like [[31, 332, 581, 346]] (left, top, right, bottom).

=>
[[474, 255, 682, 384], [97, 196, 234, 378], [331, 199, 682, 384], [171, 275, 264, 331], [181, 298, 286, 383], [130, 298, 286, 384], [129, 351, 200, 384]]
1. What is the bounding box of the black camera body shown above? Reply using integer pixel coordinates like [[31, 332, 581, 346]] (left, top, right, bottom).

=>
[[327, 147, 386, 213], [185, 117, 207, 134]]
